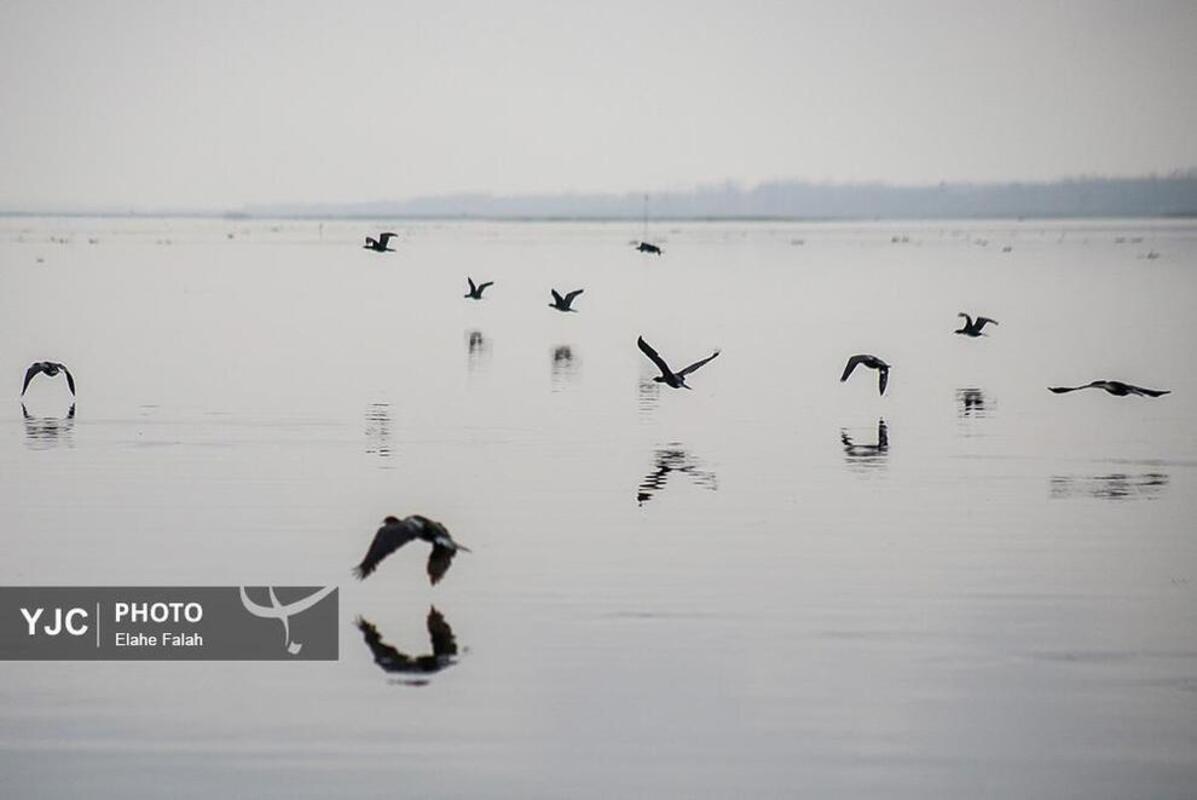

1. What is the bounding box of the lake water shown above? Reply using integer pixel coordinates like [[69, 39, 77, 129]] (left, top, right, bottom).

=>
[[1, 217, 1195, 798]]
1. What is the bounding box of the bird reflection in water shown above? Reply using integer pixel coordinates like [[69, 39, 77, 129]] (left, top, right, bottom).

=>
[[466, 329, 491, 373], [637, 444, 718, 505], [22, 403, 75, 450], [551, 345, 578, 390], [1050, 473, 1169, 501], [364, 403, 392, 460], [841, 418, 889, 470], [638, 377, 660, 414], [355, 607, 459, 686], [956, 387, 993, 418]]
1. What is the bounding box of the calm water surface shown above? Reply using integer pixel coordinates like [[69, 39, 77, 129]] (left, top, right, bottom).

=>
[[1, 218, 1195, 797]]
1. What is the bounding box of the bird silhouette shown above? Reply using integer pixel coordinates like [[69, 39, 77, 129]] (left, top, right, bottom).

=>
[[840, 354, 891, 395], [637, 336, 720, 389], [355, 608, 458, 677], [1048, 380, 1169, 397], [22, 361, 75, 396], [955, 313, 998, 337], [363, 232, 398, 252], [549, 289, 584, 312], [464, 277, 494, 299], [354, 515, 471, 584], [636, 242, 663, 255]]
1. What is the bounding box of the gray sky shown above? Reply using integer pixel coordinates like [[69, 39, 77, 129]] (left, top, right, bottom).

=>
[[2, 0, 1195, 210]]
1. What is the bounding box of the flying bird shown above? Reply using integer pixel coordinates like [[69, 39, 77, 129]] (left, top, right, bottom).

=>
[[636, 242, 663, 255], [955, 313, 999, 337], [464, 277, 494, 299], [841, 354, 891, 395], [22, 361, 75, 396], [1048, 380, 1169, 398], [354, 515, 471, 584], [363, 232, 398, 252], [637, 336, 720, 389], [549, 289, 584, 312]]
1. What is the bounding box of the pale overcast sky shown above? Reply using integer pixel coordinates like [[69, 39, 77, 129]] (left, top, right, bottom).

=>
[[1, 0, 1195, 209]]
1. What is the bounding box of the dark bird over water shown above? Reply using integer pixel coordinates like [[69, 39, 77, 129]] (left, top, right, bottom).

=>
[[464, 277, 494, 299], [22, 361, 75, 396], [549, 288, 584, 312], [637, 336, 720, 389], [354, 515, 471, 584], [1048, 380, 1170, 398], [636, 242, 663, 255], [955, 313, 999, 337], [363, 232, 398, 252], [841, 354, 891, 395]]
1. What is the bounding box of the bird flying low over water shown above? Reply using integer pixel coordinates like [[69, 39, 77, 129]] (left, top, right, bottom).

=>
[[354, 515, 471, 584], [464, 277, 494, 299], [637, 336, 720, 389], [636, 242, 663, 255], [549, 288, 584, 312], [1048, 380, 1169, 397], [22, 362, 75, 396], [955, 313, 999, 337], [363, 232, 398, 252], [841, 354, 891, 395]]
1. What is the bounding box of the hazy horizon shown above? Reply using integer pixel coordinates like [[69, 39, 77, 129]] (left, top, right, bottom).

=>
[[3, 1, 1195, 210]]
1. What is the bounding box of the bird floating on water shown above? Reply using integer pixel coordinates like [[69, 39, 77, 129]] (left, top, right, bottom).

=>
[[549, 289, 584, 312], [841, 354, 891, 395], [1048, 380, 1169, 398], [636, 242, 662, 255], [464, 277, 494, 299], [363, 232, 398, 252], [955, 313, 998, 337], [22, 362, 75, 396], [354, 515, 471, 584], [637, 336, 720, 389]]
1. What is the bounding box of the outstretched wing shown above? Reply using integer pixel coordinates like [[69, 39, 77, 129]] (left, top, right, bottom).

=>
[[427, 544, 458, 585], [58, 364, 76, 395], [677, 350, 720, 378], [551, 289, 564, 305], [21, 364, 43, 395], [378, 232, 397, 246], [957, 312, 973, 326], [840, 355, 868, 382], [467, 277, 477, 293], [354, 519, 419, 579], [1133, 386, 1170, 397], [563, 289, 584, 305], [1048, 385, 1083, 394], [975, 317, 998, 331], [637, 336, 674, 378], [477, 281, 494, 294], [878, 368, 889, 395]]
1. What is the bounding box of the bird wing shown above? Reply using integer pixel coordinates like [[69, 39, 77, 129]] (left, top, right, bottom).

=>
[[427, 544, 458, 585], [378, 232, 396, 246], [551, 289, 564, 305], [637, 336, 674, 378], [467, 277, 477, 293], [21, 363, 44, 395], [1132, 385, 1170, 397], [563, 289, 584, 305], [878, 367, 889, 395], [477, 281, 494, 293], [840, 355, 868, 382], [354, 519, 419, 579], [975, 317, 998, 330], [957, 312, 973, 326], [427, 607, 458, 657], [58, 364, 76, 395], [677, 350, 720, 377], [1048, 385, 1083, 393], [355, 617, 413, 671]]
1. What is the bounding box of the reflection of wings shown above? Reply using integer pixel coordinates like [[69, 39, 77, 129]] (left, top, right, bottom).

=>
[[354, 520, 420, 579], [678, 350, 720, 378], [427, 544, 458, 585], [355, 617, 414, 671], [840, 355, 867, 382], [637, 336, 673, 378], [427, 607, 457, 657], [877, 419, 888, 448]]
